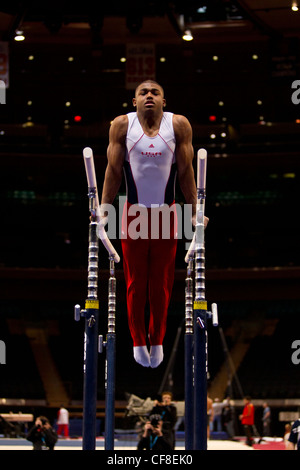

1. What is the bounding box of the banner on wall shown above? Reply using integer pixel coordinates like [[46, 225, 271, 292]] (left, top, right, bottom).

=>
[[0, 42, 9, 89], [125, 43, 156, 90]]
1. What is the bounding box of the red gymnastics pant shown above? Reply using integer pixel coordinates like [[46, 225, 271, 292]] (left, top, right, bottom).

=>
[[121, 202, 177, 347], [57, 424, 69, 437]]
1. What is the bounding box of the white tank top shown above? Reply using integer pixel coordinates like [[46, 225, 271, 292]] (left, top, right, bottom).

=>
[[57, 408, 69, 424], [124, 112, 177, 207]]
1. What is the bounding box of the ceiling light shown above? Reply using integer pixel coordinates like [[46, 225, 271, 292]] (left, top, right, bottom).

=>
[[292, 2, 299, 11], [212, 55, 219, 61], [23, 120, 34, 127], [120, 57, 126, 63], [14, 30, 25, 41], [182, 30, 193, 41]]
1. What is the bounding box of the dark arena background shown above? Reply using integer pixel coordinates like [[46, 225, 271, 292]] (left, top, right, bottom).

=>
[[0, 0, 300, 452]]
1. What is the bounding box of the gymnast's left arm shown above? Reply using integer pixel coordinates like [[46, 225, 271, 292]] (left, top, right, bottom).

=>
[[174, 115, 208, 227]]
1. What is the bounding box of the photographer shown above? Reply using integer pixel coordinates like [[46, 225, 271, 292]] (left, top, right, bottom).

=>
[[137, 415, 173, 451], [26, 416, 58, 450], [150, 391, 177, 448]]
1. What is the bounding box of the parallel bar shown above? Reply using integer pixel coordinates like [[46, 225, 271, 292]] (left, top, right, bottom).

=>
[[194, 247, 205, 301], [184, 259, 194, 450], [83, 146, 120, 262], [184, 332, 194, 450], [82, 146, 120, 451], [197, 148, 207, 191], [82, 307, 99, 450], [105, 333, 116, 450], [184, 148, 208, 450], [82, 216, 99, 450], [83, 147, 100, 207], [185, 260, 194, 335], [193, 149, 207, 449], [105, 257, 117, 450], [87, 221, 99, 299], [193, 308, 207, 450]]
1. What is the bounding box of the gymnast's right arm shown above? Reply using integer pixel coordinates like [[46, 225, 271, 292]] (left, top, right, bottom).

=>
[[101, 115, 127, 208]]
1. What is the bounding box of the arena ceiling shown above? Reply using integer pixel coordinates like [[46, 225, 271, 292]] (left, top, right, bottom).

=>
[[0, 1, 300, 44], [0, 1, 300, 132]]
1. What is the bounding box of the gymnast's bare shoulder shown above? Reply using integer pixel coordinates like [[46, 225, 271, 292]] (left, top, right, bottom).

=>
[[172, 114, 193, 142], [109, 115, 128, 144]]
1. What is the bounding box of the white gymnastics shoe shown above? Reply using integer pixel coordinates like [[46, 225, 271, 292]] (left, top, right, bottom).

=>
[[133, 346, 151, 367], [150, 345, 164, 368]]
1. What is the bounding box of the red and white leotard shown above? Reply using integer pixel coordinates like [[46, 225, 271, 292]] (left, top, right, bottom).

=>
[[121, 112, 178, 347], [124, 111, 177, 207]]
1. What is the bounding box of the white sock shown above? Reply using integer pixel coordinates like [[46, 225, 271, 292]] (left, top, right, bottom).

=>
[[150, 345, 164, 368], [133, 346, 150, 367]]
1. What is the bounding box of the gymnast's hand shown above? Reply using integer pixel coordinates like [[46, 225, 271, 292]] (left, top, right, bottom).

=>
[[192, 214, 209, 228]]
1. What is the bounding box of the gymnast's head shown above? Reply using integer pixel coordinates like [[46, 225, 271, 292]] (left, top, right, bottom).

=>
[[133, 80, 166, 111]]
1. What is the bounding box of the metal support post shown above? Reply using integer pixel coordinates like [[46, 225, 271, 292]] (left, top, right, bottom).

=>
[[184, 149, 219, 450], [104, 256, 117, 450], [184, 258, 194, 450]]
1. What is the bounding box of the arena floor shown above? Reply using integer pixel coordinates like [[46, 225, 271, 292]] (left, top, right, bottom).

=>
[[0, 436, 286, 451]]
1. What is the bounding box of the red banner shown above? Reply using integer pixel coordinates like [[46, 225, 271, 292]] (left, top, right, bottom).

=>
[[0, 42, 9, 89], [126, 44, 156, 90]]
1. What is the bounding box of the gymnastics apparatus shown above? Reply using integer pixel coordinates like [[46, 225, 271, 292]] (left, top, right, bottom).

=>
[[184, 148, 218, 450], [75, 147, 218, 450], [75, 147, 119, 450]]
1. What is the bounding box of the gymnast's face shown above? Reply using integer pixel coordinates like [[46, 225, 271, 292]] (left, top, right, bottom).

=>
[[133, 81, 166, 113]]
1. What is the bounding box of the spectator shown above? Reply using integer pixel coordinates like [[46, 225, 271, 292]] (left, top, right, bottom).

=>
[[207, 394, 213, 439], [26, 416, 57, 450], [287, 418, 300, 450], [283, 423, 292, 449], [222, 397, 235, 440], [212, 398, 225, 433], [137, 415, 173, 451], [149, 391, 177, 448], [239, 396, 255, 447], [262, 402, 271, 437], [57, 405, 69, 438]]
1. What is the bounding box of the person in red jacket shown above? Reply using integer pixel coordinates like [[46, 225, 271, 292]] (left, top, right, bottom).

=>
[[239, 396, 255, 446]]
